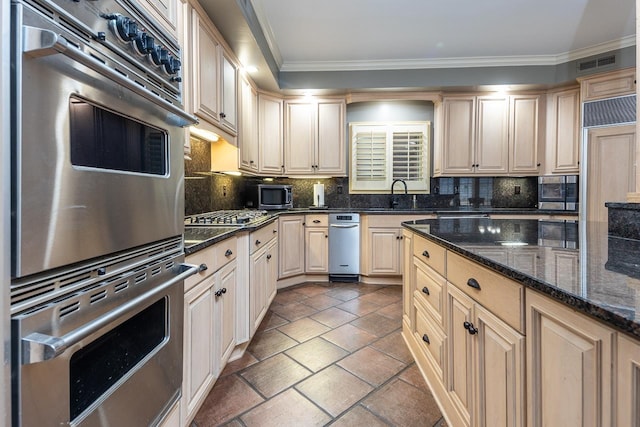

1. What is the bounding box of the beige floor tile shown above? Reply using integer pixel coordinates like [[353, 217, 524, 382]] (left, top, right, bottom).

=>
[[338, 346, 406, 386], [270, 301, 319, 321], [192, 375, 264, 426], [240, 353, 312, 398], [277, 317, 331, 342], [330, 405, 389, 427], [311, 307, 358, 328], [369, 330, 414, 364], [240, 389, 331, 427], [302, 293, 344, 310], [285, 337, 349, 372], [349, 312, 400, 337], [336, 298, 381, 316], [247, 329, 298, 360], [219, 351, 259, 377], [321, 323, 378, 352]]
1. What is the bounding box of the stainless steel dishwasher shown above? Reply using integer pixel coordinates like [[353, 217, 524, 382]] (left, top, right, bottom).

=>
[[328, 213, 360, 281]]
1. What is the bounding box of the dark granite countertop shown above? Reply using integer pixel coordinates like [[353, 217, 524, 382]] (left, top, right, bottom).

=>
[[403, 218, 640, 339], [278, 207, 579, 216], [184, 216, 278, 255]]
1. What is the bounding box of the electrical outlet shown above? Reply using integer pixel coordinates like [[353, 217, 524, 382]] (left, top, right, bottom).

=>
[[337, 185, 343, 194], [514, 185, 521, 195]]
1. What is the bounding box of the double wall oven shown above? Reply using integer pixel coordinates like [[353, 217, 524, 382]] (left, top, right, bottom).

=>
[[10, 0, 197, 425]]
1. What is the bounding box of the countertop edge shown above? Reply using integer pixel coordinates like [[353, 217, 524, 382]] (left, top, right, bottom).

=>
[[402, 222, 640, 340]]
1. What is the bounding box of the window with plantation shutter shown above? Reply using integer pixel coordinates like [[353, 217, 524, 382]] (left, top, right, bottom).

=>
[[350, 121, 430, 193]]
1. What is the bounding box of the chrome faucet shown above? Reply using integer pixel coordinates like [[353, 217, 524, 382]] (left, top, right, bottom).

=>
[[390, 179, 408, 209]]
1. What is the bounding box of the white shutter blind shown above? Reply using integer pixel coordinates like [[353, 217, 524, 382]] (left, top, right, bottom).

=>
[[350, 121, 430, 193], [354, 129, 387, 181]]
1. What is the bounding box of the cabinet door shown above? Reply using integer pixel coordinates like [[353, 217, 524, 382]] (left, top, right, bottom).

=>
[[183, 277, 216, 422], [258, 94, 284, 174], [220, 52, 238, 135], [250, 248, 267, 334], [509, 95, 540, 174], [239, 76, 258, 172], [285, 102, 316, 174], [475, 96, 509, 174], [215, 262, 236, 369], [442, 96, 476, 174], [137, 0, 177, 37], [305, 227, 328, 272], [265, 239, 278, 305], [545, 88, 580, 174], [369, 228, 402, 275], [474, 304, 525, 427], [402, 230, 414, 328], [446, 285, 474, 426], [278, 216, 305, 278], [192, 9, 220, 125], [316, 101, 346, 175], [617, 334, 640, 427], [526, 290, 614, 427]]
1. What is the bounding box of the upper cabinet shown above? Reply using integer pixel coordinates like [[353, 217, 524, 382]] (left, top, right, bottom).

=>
[[436, 94, 542, 176], [239, 75, 259, 173], [284, 99, 346, 176], [579, 67, 636, 102], [190, 3, 238, 139], [137, 0, 178, 38], [544, 87, 580, 175], [258, 93, 284, 175]]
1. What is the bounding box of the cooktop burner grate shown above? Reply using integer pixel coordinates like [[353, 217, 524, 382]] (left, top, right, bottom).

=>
[[185, 210, 270, 226]]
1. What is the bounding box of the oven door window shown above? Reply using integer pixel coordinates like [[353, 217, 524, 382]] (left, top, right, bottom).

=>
[[69, 298, 167, 421], [69, 97, 168, 175]]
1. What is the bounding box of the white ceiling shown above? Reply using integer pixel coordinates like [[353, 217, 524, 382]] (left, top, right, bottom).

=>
[[250, 0, 636, 72]]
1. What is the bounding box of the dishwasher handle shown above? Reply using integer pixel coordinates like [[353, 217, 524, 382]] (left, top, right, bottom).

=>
[[329, 224, 359, 229]]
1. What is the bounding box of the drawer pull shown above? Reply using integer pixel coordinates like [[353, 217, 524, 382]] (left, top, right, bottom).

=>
[[422, 286, 430, 295], [422, 250, 430, 258], [198, 263, 208, 272], [214, 289, 223, 297], [313, 219, 321, 224], [255, 239, 261, 245], [467, 278, 481, 290], [463, 321, 478, 335], [422, 334, 430, 344], [224, 249, 233, 257]]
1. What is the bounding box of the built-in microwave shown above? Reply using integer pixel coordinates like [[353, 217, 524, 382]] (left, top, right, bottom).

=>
[[538, 175, 578, 211], [245, 184, 293, 210]]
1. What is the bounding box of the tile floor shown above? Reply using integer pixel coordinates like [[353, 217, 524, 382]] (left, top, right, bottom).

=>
[[192, 282, 447, 427]]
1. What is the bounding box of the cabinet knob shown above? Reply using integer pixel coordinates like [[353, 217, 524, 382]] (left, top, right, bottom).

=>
[[250, 160, 254, 164], [325, 235, 328, 238], [220, 112, 226, 119], [215, 289, 223, 297], [463, 321, 478, 335], [467, 278, 481, 290], [422, 334, 430, 344], [273, 229, 278, 233], [422, 286, 430, 295], [222, 287, 227, 294], [537, 163, 541, 167], [422, 250, 430, 258], [198, 263, 208, 272], [266, 254, 272, 260], [224, 249, 233, 257], [255, 239, 261, 245]]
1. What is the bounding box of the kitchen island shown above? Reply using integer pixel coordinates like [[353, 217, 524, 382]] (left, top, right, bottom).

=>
[[402, 217, 640, 427]]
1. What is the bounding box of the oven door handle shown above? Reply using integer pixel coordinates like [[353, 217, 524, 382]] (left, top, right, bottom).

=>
[[21, 25, 198, 127], [21, 263, 198, 365]]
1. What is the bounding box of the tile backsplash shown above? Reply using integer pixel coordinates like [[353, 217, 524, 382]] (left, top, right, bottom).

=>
[[184, 139, 539, 215]]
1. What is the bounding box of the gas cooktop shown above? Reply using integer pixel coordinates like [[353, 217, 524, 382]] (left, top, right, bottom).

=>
[[185, 210, 271, 226]]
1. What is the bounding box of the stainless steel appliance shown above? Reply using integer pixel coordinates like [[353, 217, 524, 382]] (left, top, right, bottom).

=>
[[10, 0, 198, 424], [245, 184, 293, 210], [328, 213, 360, 281], [538, 175, 578, 211], [12, 0, 196, 278], [538, 220, 579, 248], [186, 210, 271, 226]]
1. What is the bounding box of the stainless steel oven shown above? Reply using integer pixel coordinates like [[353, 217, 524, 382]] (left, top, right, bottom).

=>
[[12, 0, 196, 278], [10, 0, 198, 425]]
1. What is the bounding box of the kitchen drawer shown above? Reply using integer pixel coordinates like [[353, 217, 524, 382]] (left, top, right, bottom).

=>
[[413, 234, 446, 276], [215, 235, 237, 265], [185, 245, 215, 291], [413, 301, 446, 385], [305, 214, 328, 227], [414, 258, 446, 326], [250, 221, 278, 254], [447, 251, 524, 332]]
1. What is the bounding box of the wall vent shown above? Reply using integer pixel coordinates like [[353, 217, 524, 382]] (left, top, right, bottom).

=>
[[583, 95, 636, 127], [577, 54, 617, 75]]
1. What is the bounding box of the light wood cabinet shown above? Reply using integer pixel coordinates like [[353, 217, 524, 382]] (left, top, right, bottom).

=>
[[215, 261, 237, 366], [249, 229, 278, 335], [239, 75, 258, 172], [258, 93, 284, 175], [137, 0, 178, 38], [190, 4, 238, 138], [544, 87, 580, 174], [526, 289, 615, 427], [617, 334, 640, 426], [284, 99, 346, 176], [278, 215, 305, 278], [439, 94, 541, 176], [304, 214, 329, 273], [579, 67, 636, 101], [402, 229, 414, 329]]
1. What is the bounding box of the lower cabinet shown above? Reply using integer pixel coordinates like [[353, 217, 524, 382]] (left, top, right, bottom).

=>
[[182, 259, 237, 426], [617, 334, 640, 426], [278, 215, 305, 278], [305, 227, 328, 272], [250, 236, 278, 334], [526, 289, 614, 427]]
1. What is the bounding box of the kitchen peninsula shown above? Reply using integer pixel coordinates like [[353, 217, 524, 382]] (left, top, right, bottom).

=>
[[402, 217, 640, 426]]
